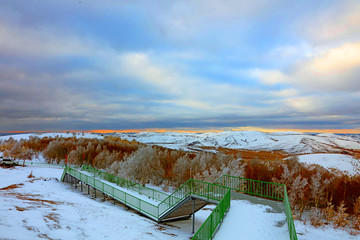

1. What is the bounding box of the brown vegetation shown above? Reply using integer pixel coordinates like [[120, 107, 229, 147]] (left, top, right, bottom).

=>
[[201, 146, 289, 161], [0, 183, 24, 190]]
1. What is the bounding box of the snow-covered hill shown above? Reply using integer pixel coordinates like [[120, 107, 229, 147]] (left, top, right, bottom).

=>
[[117, 131, 360, 154], [0, 132, 102, 141], [298, 153, 360, 175], [2, 131, 360, 155]]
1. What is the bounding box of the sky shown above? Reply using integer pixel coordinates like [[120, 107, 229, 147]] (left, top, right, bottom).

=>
[[0, 0, 360, 132]]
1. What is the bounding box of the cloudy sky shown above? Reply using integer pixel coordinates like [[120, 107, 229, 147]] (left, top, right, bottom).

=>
[[1, 0, 360, 131]]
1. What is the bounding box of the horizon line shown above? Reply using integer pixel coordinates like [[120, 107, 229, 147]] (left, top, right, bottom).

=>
[[1, 127, 360, 134]]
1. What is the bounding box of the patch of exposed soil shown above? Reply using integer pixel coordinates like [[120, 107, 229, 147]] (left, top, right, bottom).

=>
[[22, 218, 60, 240], [0, 165, 16, 169], [201, 207, 213, 211], [6, 192, 63, 205], [27, 177, 57, 183], [155, 224, 177, 236], [15, 206, 29, 211], [44, 212, 62, 230], [163, 222, 181, 229], [38, 233, 57, 240], [0, 183, 24, 190], [162, 232, 177, 237], [155, 225, 166, 231]]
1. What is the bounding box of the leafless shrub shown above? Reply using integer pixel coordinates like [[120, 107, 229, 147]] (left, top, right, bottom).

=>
[[309, 207, 324, 227], [323, 199, 335, 224], [333, 202, 349, 228], [110, 146, 164, 185]]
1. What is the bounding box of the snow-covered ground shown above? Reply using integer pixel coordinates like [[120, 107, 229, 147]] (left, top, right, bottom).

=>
[[0, 165, 190, 240], [214, 200, 288, 240], [298, 153, 360, 175], [1, 164, 358, 239], [295, 220, 360, 240], [116, 131, 360, 154]]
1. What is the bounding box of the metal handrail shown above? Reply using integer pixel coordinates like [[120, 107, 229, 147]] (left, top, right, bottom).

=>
[[213, 175, 297, 240], [62, 166, 298, 240], [81, 165, 169, 202], [64, 166, 159, 219]]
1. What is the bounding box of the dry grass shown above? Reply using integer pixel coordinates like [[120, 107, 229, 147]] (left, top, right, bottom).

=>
[[15, 206, 29, 211], [16, 194, 62, 205], [3, 192, 63, 205], [44, 212, 62, 230], [0, 183, 24, 190]]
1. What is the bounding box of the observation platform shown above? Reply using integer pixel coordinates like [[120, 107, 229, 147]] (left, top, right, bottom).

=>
[[61, 165, 297, 240]]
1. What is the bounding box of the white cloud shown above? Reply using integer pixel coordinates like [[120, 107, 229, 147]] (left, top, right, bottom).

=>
[[301, 0, 360, 44], [113, 51, 292, 118], [291, 42, 360, 91], [118, 52, 188, 96], [285, 96, 318, 113], [308, 42, 360, 74], [249, 69, 289, 85], [252, 42, 360, 92], [271, 88, 298, 98]]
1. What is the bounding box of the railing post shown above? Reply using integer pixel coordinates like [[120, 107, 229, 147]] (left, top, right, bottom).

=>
[[210, 213, 213, 240], [192, 198, 195, 234], [208, 184, 210, 200]]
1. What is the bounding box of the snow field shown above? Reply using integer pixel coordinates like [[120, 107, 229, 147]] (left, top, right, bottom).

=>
[[214, 200, 289, 240], [297, 153, 360, 175], [0, 166, 190, 240], [295, 220, 360, 240]]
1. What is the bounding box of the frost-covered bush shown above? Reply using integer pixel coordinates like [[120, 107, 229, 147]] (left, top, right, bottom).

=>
[[172, 152, 244, 186], [109, 146, 164, 185]]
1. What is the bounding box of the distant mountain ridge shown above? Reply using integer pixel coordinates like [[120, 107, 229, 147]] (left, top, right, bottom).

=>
[[116, 131, 360, 154]]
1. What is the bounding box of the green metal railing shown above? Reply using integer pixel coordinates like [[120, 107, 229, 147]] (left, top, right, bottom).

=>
[[62, 167, 297, 240], [284, 186, 297, 240], [81, 165, 169, 202], [63, 165, 159, 220], [158, 179, 229, 218], [62, 166, 229, 223], [214, 175, 284, 201], [213, 175, 297, 240], [192, 189, 231, 240]]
